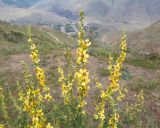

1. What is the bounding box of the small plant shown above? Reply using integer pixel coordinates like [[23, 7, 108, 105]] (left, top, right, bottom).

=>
[[98, 67, 109, 76], [122, 90, 144, 127]]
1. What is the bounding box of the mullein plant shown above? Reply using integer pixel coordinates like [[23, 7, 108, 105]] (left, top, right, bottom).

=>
[[18, 27, 53, 128], [94, 31, 127, 128], [58, 10, 91, 107], [57, 10, 91, 127], [75, 10, 91, 111]]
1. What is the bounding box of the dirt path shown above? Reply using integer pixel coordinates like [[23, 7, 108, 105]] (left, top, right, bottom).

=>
[[39, 28, 60, 42]]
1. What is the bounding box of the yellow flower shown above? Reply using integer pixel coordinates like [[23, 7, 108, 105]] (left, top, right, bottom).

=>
[[35, 66, 46, 87], [30, 44, 36, 50], [28, 38, 32, 43], [46, 123, 54, 128], [94, 114, 99, 120], [76, 68, 90, 99], [99, 109, 105, 120], [0, 125, 4, 128], [78, 101, 87, 108], [57, 67, 66, 82], [108, 111, 119, 128], [44, 94, 52, 101], [100, 90, 107, 100]]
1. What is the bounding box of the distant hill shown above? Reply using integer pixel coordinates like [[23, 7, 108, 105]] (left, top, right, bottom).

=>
[[27, 0, 160, 30], [0, 0, 160, 31], [100, 20, 160, 58], [127, 20, 160, 56], [1, 0, 40, 8]]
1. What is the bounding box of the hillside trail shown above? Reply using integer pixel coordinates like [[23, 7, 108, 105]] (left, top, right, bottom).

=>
[[39, 28, 60, 42]]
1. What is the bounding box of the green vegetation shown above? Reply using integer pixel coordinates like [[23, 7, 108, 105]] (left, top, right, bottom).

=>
[[0, 10, 159, 128], [0, 21, 75, 57], [125, 56, 160, 70]]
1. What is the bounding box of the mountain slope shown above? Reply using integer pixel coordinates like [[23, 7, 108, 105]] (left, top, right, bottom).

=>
[[0, 20, 75, 57], [101, 20, 160, 58], [0, 0, 160, 31], [127, 20, 160, 55], [32, 0, 160, 30]]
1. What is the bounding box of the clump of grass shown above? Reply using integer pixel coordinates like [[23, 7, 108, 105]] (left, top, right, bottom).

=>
[[129, 77, 160, 92], [98, 67, 109, 76], [125, 56, 160, 70]]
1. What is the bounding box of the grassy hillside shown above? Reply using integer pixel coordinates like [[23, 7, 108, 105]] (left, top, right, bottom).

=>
[[127, 20, 160, 54], [0, 20, 159, 127], [126, 21, 160, 70], [0, 20, 75, 57], [99, 21, 160, 70]]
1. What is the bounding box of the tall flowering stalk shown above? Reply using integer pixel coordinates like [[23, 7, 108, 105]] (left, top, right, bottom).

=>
[[28, 26, 52, 101], [57, 11, 91, 127], [94, 30, 127, 128], [57, 11, 91, 111], [19, 27, 53, 128], [75, 10, 91, 110], [107, 30, 127, 128]]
